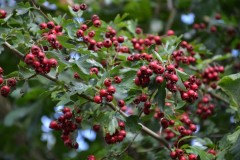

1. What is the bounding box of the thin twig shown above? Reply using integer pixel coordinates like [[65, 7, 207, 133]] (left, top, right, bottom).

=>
[[31, 0, 51, 21], [118, 133, 139, 156]]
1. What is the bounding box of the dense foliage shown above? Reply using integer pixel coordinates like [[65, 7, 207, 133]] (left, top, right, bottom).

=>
[[0, 0, 240, 160]]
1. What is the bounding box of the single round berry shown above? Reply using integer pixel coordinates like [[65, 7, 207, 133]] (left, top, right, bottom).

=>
[[39, 23, 47, 30], [94, 95, 102, 104], [7, 78, 17, 87], [156, 76, 164, 84], [47, 21, 55, 29], [80, 3, 88, 10], [114, 76, 122, 84], [103, 39, 112, 48], [72, 4, 80, 12], [99, 89, 108, 97], [0, 9, 7, 19], [1, 86, 10, 97], [104, 78, 112, 87]]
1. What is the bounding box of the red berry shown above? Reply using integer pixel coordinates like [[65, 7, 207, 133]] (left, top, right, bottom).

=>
[[93, 20, 101, 27], [167, 30, 175, 36], [76, 29, 84, 37], [117, 36, 124, 43], [118, 100, 125, 107], [104, 78, 112, 87], [135, 27, 142, 34], [48, 58, 58, 68], [74, 72, 80, 79], [170, 74, 178, 83], [188, 154, 197, 160], [140, 94, 147, 102], [87, 155, 96, 160], [7, 78, 17, 87], [94, 95, 102, 104], [99, 89, 107, 97], [47, 21, 55, 29], [106, 94, 113, 102], [47, 34, 57, 43], [0, 9, 7, 19], [170, 151, 177, 159], [156, 76, 164, 84], [49, 120, 58, 129], [90, 67, 99, 75], [114, 76, 122, 84], [161, 118, 169, 129], [72, 4, 79, 12], [1, 86, 10, 97], [55, 25, 63, 33], [62, 107, 71, 113], [24, 54, 35, 65], [107, 85, 116, 94], [39, 23, 47, 30], [80, 3, 88, 10], [103, 39, 112, 48], [93, 124, 100, 132]]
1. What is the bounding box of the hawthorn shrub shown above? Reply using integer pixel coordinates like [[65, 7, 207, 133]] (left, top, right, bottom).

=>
[[0, 1, 240, 160]]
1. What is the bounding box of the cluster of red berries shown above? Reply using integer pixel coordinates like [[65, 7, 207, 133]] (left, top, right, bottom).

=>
[[196, 95, 215, 119], [171, 41, 196, 65], [164, 64, 179, 92], [132, 93, 153, 114], [94, 77, 121, 103], [202, 65, 224, 86], [130, 34, 161, 51], [193, 23, 206, 30], [24, 45, 58, 74], [104, 121, 126, 144], [127, 52, 153, 62], [39, 21, 63, 49], [181, 75, 201, 102], [170, 149, 197, 160], [72, 3, 88, 12], [167, 114, 198, 159], [0, 9, 7, 19], [0, 67, 17, 97], [49, 107, 82, 149]]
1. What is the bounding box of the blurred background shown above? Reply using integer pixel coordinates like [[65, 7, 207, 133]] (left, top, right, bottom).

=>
[[0, 0, 240, 160]]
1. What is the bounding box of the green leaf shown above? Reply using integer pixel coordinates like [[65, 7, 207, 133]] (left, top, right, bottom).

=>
[[175, 101, 186, 109], [108, 117, 119, 135], [186, 146, 214, 160], [57, 36, 76, 49], [20, 80, 29, 95], [126, 115, 142, 133], [227, 127, 240, 144], [4, 102, 39, 126], [218, 73, 240, 110], [68, 82, 89, 96], [152, 80, 166, 110], [16, 2, 31, 15]]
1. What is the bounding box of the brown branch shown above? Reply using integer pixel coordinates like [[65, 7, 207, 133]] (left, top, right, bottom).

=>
[[3, 41, 171, 151]]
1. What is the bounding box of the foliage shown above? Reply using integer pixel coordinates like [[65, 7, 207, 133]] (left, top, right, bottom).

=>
[[0, 0, 240, 160]]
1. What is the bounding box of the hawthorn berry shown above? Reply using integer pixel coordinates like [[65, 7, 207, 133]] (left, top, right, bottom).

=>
[[80, 3, 88, 10], [7, 78, 17, 87], [0, 9, 7, 19], [1, 86, 10, 97], [104, 78, 112, 87], [87, 155, 96, 160], [90, 67, 99, 75], [47, 21, 55, 29], [94, 95, 102, 104], [72, 4, 80, 12], [103, 39, 112, 48], [39, 23, 47, 30]]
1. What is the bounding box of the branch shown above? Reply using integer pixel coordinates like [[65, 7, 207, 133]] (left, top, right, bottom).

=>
[[3, 41, 171, 151], [3, 42, 25, 60]]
